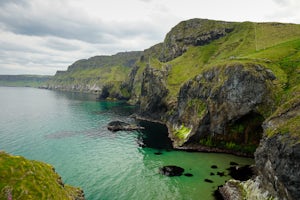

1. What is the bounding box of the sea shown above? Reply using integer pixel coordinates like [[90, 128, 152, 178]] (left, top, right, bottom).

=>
[[0, 87, 253, 200]]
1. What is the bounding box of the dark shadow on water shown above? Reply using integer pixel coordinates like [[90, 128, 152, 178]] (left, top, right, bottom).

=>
[[137, 121, 173, 150]]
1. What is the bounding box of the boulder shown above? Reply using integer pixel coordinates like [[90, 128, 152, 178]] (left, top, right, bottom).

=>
[[159, 165, 184, 177]]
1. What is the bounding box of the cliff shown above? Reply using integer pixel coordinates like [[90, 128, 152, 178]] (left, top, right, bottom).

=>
[[133, 19, 299, 154], [0, 75, 52, 87], [46, 51, 142, 99], [48, 18, 300, 199], [0, 151, 84, 200], [131, 19, 300, 199]]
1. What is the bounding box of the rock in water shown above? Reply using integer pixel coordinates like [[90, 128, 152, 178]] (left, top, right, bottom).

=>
[[159, 165, 184, 177], [204, 179, 214, 183], [107, 121, 144, 132], [184, 173, 193, 177]]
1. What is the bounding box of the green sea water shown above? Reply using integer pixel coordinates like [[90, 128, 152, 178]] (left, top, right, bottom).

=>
[[0, 87, 253, 200]]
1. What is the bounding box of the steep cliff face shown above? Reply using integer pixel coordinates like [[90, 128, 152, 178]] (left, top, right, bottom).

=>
[[159, 18, 234, 62], [168, 63, 276, 150], [134, 19, 300, 155], [254, 96, 300, 200], [139, 65, 170, 120], [47, 51, 142, 97], [219, 96, 300, 200]]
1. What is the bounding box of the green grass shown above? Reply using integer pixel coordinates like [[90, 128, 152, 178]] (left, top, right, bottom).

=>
[[0, 151, 83, 200]]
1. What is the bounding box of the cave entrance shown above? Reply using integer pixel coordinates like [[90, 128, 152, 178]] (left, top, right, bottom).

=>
[[137, 120, 173, 150], [226, 112, 265, 146]]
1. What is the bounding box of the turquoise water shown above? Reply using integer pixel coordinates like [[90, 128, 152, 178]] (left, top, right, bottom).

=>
[[0, 87, 253, 200]]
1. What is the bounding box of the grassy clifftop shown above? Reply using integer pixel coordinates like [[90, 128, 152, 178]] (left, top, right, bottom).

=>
[[0, 75, 52, 87], [47, 51, 142, 96], [146, 20, 300, 100], [0, 151, 84, 200]]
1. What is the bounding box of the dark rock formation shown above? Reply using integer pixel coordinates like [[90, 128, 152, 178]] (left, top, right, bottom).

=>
[[107, 121, 144, 132], [140, 65, 169, 120], [159, 18, 234, 62], [204, 179, 213, 183], [184, 173, 193, 177], [168, 63, 275, 149], [159, 165, 184, 176], [219, 96, 300, 200], [254, 97, 300, 200]]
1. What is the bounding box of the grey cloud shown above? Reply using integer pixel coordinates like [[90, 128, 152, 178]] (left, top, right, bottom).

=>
[[0, 1, 162, 44]]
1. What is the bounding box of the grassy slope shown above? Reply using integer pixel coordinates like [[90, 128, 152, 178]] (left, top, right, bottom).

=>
[[48, 52, 142, 93], [0, 151, 83, 200], [142, 20, 300, 141], [146, 22, 300, 106]]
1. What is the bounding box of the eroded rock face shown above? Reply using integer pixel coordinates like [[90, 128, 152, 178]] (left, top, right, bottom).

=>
[[139, 65, 169, 120], [169, 63, 276, 148], [159, 19, 234, 62], [220, 97, 300, 200], [254, 99, 300, 200]]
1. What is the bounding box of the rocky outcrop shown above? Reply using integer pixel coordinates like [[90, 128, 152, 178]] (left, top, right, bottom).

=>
[[159, 165, 184, 177], [46, 51, 142, 96], [254, 96, 300, 200], [167, 63, 276, 150], [139, 65, 170, 120], [219, 96, 300, 200], [159, 18, 234, 62]]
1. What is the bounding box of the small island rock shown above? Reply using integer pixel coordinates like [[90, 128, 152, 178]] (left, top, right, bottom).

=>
[[159, 165, 184, 177]]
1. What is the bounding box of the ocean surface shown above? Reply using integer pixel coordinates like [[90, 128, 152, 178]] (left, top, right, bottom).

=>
[[0, 87, 253, 200]]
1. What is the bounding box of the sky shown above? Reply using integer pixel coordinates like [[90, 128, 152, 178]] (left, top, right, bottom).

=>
[[0, 0, 300, 75]]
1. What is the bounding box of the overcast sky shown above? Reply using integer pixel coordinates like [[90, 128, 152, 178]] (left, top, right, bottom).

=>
[[0, 0, 299, 75]]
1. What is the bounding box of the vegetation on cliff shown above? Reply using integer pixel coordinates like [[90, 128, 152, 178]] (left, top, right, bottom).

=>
[[132, 19, 300, 155], [46, 51, 142, 98], [33, 18, 300, 200], [48, 19, 300, 155], [0, 151, 84, 200], [0, 75, 52, 87]]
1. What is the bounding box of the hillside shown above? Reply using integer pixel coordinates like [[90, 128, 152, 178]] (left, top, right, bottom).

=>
[[0, 75, 52, 87], [0, 151, 84, 200], [46, 51, 142, 99]]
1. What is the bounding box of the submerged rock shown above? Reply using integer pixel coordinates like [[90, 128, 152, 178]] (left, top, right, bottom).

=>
[[159, 165, 184, 177], [217, 172, 226, 177], [204, 179, 214, 183], [184, 173, 193, 177], [107, 121, 144, 132]]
